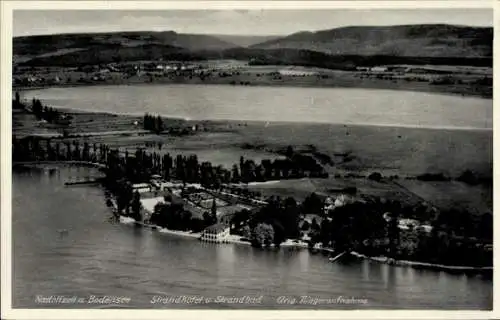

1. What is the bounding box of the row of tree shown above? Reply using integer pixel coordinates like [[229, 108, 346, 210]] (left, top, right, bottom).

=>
[[13, 136, 110, 164], [143, 113, 164, 134], [12, 135, 327, 190], [30, 98, 66, 124]]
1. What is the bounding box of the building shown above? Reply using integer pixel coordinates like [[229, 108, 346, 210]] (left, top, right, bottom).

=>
[[370, 66, 388, 73], [200, 223, 230, 243], [324, 194, 355, 214], [132, 183, 152, 193], [356, 67, 371, 72], [278, 69, 317, 76], [416, 225, 433, 233]]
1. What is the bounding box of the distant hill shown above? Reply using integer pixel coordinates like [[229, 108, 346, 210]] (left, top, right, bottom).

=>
[[13, 25, 493, 68], [13, 31, 239, 61], [251, 24, 493, 58], [211, 34, 280, 47]]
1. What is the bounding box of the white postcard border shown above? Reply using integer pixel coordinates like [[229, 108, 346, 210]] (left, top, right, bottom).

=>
[[1, 1, 497, 319]]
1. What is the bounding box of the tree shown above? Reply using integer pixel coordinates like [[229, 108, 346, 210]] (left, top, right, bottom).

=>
[[116, 181, 133, 216], [231, 164, 241, 182], [190, 217, 206, 233], [282, 197, 300, 238], [387, 211, 400, 256], [457, 170, 479, 185], [239, 156, 245, 180], [311, 217, 320, 231], [131, 190, 142, 222], [253, 223, 275, 248], [368, 172, 383, 182], [478, 212, 493, 241], [301, 220, 310, 231], [241, 225, 252, 239], [14, 92, 21, 109], [211, 198, 218, 223], [203, 211, 217, 227], [302, 192, 323, 215], [155, 116, 164, 134]]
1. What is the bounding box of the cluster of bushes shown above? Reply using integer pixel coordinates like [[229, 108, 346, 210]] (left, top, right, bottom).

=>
[[410, 170, 491, 186], [13, 92, 24, 109], [143, 113, 164, 134], [364, 170, 491, 187], [30, 98, 66, 124], [149, 200, 207, 232], [229, 80, 251, 86], [230, 192, 325, 246]]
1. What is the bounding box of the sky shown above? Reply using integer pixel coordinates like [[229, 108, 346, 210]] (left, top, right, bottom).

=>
[[13, 9, 493, 37]]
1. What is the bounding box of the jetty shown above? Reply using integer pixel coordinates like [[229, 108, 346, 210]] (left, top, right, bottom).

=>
[[328, 251, 347, 262]]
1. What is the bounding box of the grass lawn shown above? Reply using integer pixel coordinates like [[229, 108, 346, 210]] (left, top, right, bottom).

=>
[[397, 180, 492, 215]]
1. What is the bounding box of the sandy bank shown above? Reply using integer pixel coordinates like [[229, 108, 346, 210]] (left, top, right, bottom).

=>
[[118, 216, 312, 249], [349, 251, 492, 272]]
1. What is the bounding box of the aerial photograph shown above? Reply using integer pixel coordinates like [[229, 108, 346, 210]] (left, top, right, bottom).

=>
[[10, 8, 493, 311]]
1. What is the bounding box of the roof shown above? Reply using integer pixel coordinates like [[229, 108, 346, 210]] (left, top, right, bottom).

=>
[[132, 183, 150, 188], [204, 223, 229, 233]]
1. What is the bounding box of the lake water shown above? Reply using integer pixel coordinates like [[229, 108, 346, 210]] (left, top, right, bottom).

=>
[[12, 166, 493, 309], [22, 84, 492, 130]]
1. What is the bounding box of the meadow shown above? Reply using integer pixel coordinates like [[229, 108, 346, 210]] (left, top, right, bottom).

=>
[[12, 107, 492, 214]]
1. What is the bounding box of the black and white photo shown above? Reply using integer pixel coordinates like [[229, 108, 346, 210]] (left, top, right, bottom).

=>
[[2, 1, 495, 318]]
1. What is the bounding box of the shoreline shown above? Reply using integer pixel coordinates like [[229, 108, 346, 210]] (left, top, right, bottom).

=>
[[119, 216, 310, 248], [118, 216, 492, 273], [12, 161, 492, 275], [12, 160, 106, 169], [14, 95, 493, 133], [349, 252, 492, 272], [13, 75, 493, 99]]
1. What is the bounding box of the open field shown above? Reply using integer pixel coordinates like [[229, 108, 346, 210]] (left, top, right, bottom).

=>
[[395, 180, 492, 215], [12, 103, 492, 214], [245, 177, 422, 205], [14, 63, 492, 98], [223, 121, 492, 179]]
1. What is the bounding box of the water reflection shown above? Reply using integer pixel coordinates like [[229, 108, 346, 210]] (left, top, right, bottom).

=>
[[298, 250, 310, 273]]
